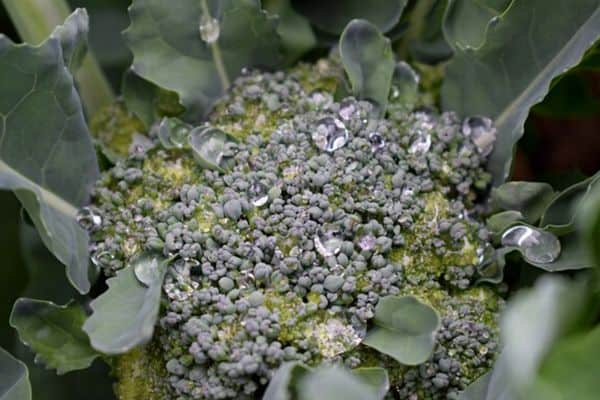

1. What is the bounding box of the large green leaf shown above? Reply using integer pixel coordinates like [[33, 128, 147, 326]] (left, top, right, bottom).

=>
[[10, 299, 98, 374], [0, 347, 31, 400], [297, 366, 388, 400], [48, 8, 89, 72], [443, 0, 512, 50], [263, 0, 316, 65], [0, 11, 100, 294], [339, 19, 395, 113], [441, 0, 600, 185], [579, 181, 600, 268], [500, 276, 589, 393], [124, 0, 281, 120], [291, 0, 407, 35], [363, 295, 439, 365], [529, 326, 600, 399], [491, 181, 555, 224], [82, 253, 169, 354]]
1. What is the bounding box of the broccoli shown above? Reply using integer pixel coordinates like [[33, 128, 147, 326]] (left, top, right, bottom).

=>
[[85, 59, 503, 400]]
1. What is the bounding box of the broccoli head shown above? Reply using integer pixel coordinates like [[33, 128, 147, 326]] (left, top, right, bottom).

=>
[[86, 59, 503, 399]]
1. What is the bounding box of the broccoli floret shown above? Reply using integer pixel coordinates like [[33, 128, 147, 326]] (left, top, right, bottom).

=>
[[86, 59, 502, 399]]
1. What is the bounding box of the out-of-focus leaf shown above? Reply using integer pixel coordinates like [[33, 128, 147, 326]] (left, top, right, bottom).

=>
[[263, 0, 316, 65], [443, 0, 512, 50], [578, 182, 600, 268], [124, 0, 281, 121], [339, 19, 395, 113], [18, 224, 77, 303], [291, 0, 407, 35], [491, 181, 554, 224], [82, 254, 169, 354], [540, 172, 600, 235], [0, 347, 31, 400], [352, 368, 390, 399], [363, 295, 439, 365], [529, 326, 600, 399], [458, 352, 513, 400], [0, 10, 100, 294], [441, 0, 600, 185], [501, 276, 588, 393], [408, 0, 453, 65], [298, 366, 388, 400], [262, 362, 310, 400], [9, 299, 98, 375]]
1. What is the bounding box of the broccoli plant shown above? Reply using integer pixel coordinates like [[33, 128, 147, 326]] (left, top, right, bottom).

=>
[[0, 1, 599, 399]]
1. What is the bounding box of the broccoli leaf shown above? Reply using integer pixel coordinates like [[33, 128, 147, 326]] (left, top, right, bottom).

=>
[[352, 368, 390, 399], [441, 0, 600, 185], [578, 180, 600, 268], [291, 0, 407, 35], [500, 276, 589, 394], [339, 19, 395, 113], [540, 172, 600, 235], [263, 0, 316, 65], [363, 295, 440, 365], [531, 326, 600, 399], [262, 362, 311, 400], [443, 0, 512, 51], [9, 299, 98, 375], [458, 353, 512, 400], [0, 347, 31, 400], [491, 181, 555, 224], [297, 366, 388, 400], [124, 0, 281, 121], [0, 10, 99, 294], [48, 8, 88, 72], [82, 254, 169, 354]]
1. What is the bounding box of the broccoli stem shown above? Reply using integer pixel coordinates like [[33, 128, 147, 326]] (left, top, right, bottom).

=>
[[200, 0, 231, 91], [2, 0, 114, 117]]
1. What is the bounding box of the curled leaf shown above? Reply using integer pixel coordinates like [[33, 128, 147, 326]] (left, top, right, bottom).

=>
[[491, 181, 555, 224], [339, 19, 395, 113], [9, 299, 98, 374], [363, 295, 440, 365], [82, 254, 170, 354]]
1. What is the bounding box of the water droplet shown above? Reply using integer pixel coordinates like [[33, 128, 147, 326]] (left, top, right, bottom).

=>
[[312, 117, 349, 153], [391, 61, 419, 103], [401, 184, 416, 199], [368, 132, 385, 152], [188, 126, 238, 170], [91, 250, 113, 269], [501, 225, 561, 264], [462, 116, 496, 156], [358, 235, 376, 251], [133, 253, 162, 287], [249, 181, 269, 207], [338, 99, 356, 121], [199, 15, 220, 44], [314, 227, 342, 258], [408, 133, 431, 155], [77, 207, 102, 231], [158, 118, 191, 149]]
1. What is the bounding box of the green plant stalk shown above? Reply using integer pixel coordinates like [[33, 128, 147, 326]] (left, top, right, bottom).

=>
[[2, 0, 114, 117]]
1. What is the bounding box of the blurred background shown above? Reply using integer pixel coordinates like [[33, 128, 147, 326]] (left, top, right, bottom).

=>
[[0, 0, 598, 398]]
